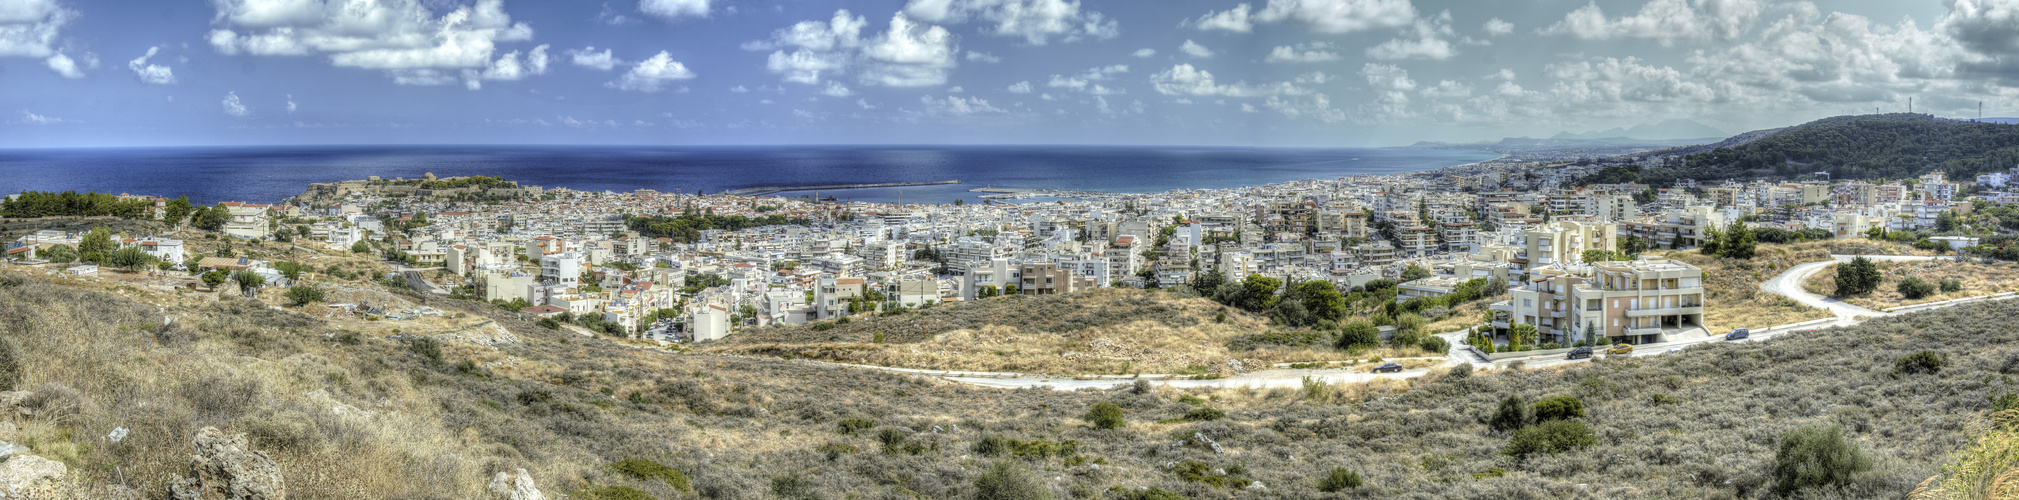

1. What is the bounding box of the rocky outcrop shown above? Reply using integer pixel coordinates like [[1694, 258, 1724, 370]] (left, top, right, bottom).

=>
[[0, 453, 65, 495], [167, 427, 285, 500], [487, 469, 545, 500]]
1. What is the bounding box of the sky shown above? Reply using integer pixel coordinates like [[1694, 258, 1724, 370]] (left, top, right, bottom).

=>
[[0, 0, 2008, 148]]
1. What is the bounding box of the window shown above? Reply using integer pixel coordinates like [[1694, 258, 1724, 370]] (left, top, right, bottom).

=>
[[1613, 318, 1619, 326]]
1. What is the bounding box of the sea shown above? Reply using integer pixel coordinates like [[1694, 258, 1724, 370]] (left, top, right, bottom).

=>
[[0, 145, 1498, 205]]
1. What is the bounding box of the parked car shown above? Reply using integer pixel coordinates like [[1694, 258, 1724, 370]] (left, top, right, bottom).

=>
[[1566, 347, 1593, 360], [1371, 362, 1405, 373], [1605, 344, 1634, 355], [1725, 328, 1750, 341]]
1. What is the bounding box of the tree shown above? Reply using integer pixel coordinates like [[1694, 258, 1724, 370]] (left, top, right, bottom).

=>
[[351, 240, 371, 254], [1834, 257, 1881, 297], [1490, 394, 1532, 432], [274, 261, 306, 280], [1937, 209, 1960, 232], [1507, 322, 1539, 351], [1335, 322, 1380, 351], [108, 246, 154, 272], [1298, 281, 1346, 322], [232, 271, 266, 297], [1533, 396, 1586, 422], [200, 270, 229, 291], [285, 285, 324, 307], [1239, 274, 1282, 312], [163, 196, 194, 226], [1401, 264, 1432, 281], [1898, 276, 1936, 299], [193, 205, 230, 231], [1083, 402, 1125, 429], [1721, 220, 1757, 259], [1771, 425, 1871, 496], [41, 244, 76, 264], [78, 225, 113, 264]]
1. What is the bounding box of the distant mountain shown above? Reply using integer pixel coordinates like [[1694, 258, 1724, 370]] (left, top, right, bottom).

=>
[[1635, 113, 2019, 185], [1552, 119, 1727, 141]]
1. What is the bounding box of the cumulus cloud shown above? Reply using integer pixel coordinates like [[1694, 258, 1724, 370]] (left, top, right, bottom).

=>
[[608, 51, 696, 92], [1542, 0, 1763, 45], [1007, 80, 1032, 93], [1192, 0, 1417, 34], [206, 0, 542, 86], [902, 0, 1118, 45], [918, 94, 1005, 115], [965, 50, 1001, 62], [1483, 17, 1513, 36], [286, 94, 297, 113], [1046, 64, 1128, 93], [1179, 39, 1214, 58], [1263, 93, 1345, 122], [1367, 12, 1458, 60], [821, 81, 854, 96], [43, 52, 82, 78], [128, 47, 177, 85], [753, 10, 958, 87], [638, 0, 708, 20], [0, 0, 71, 58], [1265, 42, 1339, 62], [568, 46, 620, 70], [1149, 63, 1307, 97], [17, 110, 69, 124], [1132, 48, 1155, 57], [221, 91, 250, 117], [463, 44, 549, 89]]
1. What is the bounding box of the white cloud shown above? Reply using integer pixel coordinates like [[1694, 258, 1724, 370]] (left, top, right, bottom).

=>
[[1420, 80, 1471, 98], [730, 85, 749, 92], [1007, 80, 1032, 93], [638, 0, 708, 20], [128, 47, 177, 85], [1149, 63, 1307, 97], [1483, 17, 1513, 36], [221, 91, 250, 117], [608, 51, 696, 92], [1193, 0, 1417, 34], [286, 94, 297, 113], [919, 94, 1005, 115], [1045, 64, 1128, 93], [902, 0, 1118, 45], [17, 110, 69, 124], [0, 0, 71, 58], [1132, 48, 1155, 57], [43, 52, 82, 78], [756, 10, 959, 87], [965, 50, 1000, 62], [858, 98, 879, 109], [821, 81, 854, 96], [207, 0, 542, 85], [1179, 39, 1214, 58], [1367, 10, 1457, 60], [947, 85, 964, 92], [1263, 93, 1345, 122], [1542, 0, 1763, 45], [568, 46, 620, 70], [1265, 42, 1339, 62], [463, 44, 550, 89]]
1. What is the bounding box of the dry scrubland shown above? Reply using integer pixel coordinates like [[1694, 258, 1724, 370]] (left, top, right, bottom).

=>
[[1667, 239, 1927, 331], [703, 289, 1435, 375], [1804, 259, 2019, 310], [1, 263, 2018, 498]]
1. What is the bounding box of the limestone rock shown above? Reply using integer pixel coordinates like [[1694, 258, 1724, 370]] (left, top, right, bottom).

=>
[[487, 469, 545, 500], [166, 427, 285, 500], [0, 454, 65, 494]]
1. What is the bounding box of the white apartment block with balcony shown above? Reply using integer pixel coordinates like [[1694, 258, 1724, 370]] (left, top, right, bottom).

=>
[[1493, 258, 1706, 346]]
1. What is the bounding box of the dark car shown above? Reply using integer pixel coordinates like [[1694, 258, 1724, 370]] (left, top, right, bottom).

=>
[[1371, 362, 1405, 373], [1566, 347, 1593, 360], [1725, 328, 1750, 341]]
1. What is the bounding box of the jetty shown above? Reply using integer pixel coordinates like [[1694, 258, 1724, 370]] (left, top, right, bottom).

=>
[[721, 180, 960, 197]]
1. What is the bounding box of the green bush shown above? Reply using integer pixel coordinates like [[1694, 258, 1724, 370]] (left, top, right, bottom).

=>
[[1939, 278, 1963, 293], [1171, 460, 1252, 489], [836, 418, 875, 434], [284, 285, 324, 307], [1317, 466, 1363, 492], [974, 460, 1052, 500], [1895, 350, 1947, 375], [1418, 336, 1451, 353], [1502, 420, 1597, 459], [770, 472, 813, 500], [537, 317, 560, 330], [1899, 277, 1937, 300], [576, 486, 652, 500], [1834, 257, 1881, 297], [810, 322, 836, 331], [610, 459, 690, 491], [1182, 407, 1226, 422], [1533, 396, 1586, 422], [1084, 401, 1125, 429], [1108, 487, 1184, 500], [1335, 322, 1380, 351], [1489, 394, 1532, 432], [1771, 425, 1872, 496], [408, 337, 442, 363], [0, 337, 20, 391]]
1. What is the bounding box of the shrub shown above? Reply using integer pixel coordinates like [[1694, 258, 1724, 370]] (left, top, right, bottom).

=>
[[1772, 425, 1872, 496], [836, 418, 874, 434], [1318, 467, 1363, 492], [1939, 278, 1963, 293], [1183, 407, 1226, 422], [1445, 364, 1471, 380], [1490, 394, 1532, 432], [408, 337, 442, 363], [1418, 336, 1451, 353], [1896, 350, 1947, 375], [610, 459, 690, 491], [1171, 460, 1252, 489], [1899, 277, 1937, 300], [770, 472, 813, 500], [284, 285, 324, 307], [1502, 420, 1597, 459], [1533, 396, 1586, 422], [1834, 257, 1881, 297], [810, 322, 836, 331], [1131, 379, 1152, 395], [973, 460, 1052, 500], [537, 317, 560, 330], [1335, 322, 1380, 351], [1084, 401, 1125, 429], [0, 337, 19, 391], [577, 486, 653, 500], [1109, 487, 1184, 500]]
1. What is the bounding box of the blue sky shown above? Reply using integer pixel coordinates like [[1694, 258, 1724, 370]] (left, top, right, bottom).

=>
[[0, 0, 1995, 148]]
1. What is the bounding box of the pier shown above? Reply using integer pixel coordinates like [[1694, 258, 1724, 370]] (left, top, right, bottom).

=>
[[721, 180, 961, 197]]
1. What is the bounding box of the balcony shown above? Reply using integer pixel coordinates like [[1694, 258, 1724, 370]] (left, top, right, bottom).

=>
[[1626, 326, 1665, 336], [1626, 305, 1703, 317]]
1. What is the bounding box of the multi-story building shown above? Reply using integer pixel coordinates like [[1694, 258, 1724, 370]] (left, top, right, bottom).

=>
[[1493, 258, 1706, 346], [1019, 263, 1097, 295]]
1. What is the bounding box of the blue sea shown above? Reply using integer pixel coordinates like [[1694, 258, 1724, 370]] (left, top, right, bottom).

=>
[[0, 145, 1496, 205]]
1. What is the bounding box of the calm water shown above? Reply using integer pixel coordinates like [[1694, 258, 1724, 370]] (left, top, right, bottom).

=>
[[0, 145, 1496, 205]]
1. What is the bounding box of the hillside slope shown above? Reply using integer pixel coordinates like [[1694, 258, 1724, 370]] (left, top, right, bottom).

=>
[[1640, 113, 2019, 184]]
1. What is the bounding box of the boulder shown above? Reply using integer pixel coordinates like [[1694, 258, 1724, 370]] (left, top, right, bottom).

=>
[[0, 454, 64, 493], [487, 468, 545, 500], [166, 427, 285, 500]]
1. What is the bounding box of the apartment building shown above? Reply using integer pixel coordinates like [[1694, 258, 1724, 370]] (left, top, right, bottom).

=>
[[1018, 263, 1098, 295], [1493, 258, 1706, 346]]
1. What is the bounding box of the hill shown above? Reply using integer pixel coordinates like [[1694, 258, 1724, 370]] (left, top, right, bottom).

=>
[[1638, 113, 2019, 185], [0, 264, 2014, 498], [1551, 119, 1727, 141]]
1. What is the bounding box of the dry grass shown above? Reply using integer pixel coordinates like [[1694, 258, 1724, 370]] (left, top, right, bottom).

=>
[[1664, 238, 1924, 331], [1805, 260, 2019, 311]]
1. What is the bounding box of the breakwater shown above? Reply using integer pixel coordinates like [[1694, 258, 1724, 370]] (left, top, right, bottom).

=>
[[722, 180, 962, 197]]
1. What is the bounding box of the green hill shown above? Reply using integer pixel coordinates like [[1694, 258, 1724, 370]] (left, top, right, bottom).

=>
[[1639, 113, 2019, 185]]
